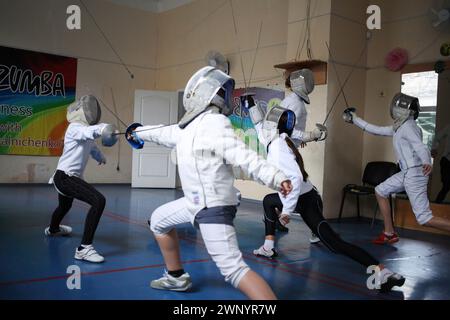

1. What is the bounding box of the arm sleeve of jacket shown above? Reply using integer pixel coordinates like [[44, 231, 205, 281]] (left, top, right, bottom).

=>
[[69, 123, 107, 141], [290, 128, 305, 142], [269, 141, 302, 215], [353, 115, 394, 136], [254, 122, 270, 149], [278, 171, 302, 215], [90, 143, 106, 163], [211, 116, 288, 191], [407, 124, 432, 165], [134, 124, 180, 148]]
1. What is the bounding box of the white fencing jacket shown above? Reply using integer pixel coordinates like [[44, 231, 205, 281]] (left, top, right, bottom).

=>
[[51, 123, 107, 181], [280, 92, 308, 144], [353, 116, 431, 171], [135, 109, 288, 218], [254, 122, 314, 214]]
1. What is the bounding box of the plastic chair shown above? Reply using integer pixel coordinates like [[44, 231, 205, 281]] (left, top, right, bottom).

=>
[[338, 161, 400, 226]]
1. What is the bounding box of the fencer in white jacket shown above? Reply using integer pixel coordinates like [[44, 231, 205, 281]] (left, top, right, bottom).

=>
[[248, 69, 325, 147], [344, 93, 450, 244], [45, 95, 116, 263], [128, 67, 292, 300], [280, 69, 325, 145], [248, 69, 325, 242]]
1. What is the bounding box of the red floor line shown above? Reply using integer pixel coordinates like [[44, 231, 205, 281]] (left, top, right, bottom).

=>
[[0, 258, 210, 287]]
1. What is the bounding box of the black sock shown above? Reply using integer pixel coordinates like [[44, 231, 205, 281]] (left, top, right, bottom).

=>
[[49, 226, 60, 233], [78, 244, 91, 251], [168, 269, 185, 278]]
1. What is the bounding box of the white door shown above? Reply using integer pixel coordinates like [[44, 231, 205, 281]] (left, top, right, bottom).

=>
[[132, 90, 178, 188]]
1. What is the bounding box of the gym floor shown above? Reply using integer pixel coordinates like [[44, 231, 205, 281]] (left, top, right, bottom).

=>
[[0, 185, 449, 300]]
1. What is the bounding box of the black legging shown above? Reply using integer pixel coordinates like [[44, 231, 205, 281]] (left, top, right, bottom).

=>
[[436, 157, 450, 203], [50, 170, 106, 245], [263, 189, 379, 268]]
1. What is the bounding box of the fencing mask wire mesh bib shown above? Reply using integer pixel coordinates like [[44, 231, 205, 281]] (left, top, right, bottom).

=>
[[290, 69, 315, 104], [180, 66, 235, 129], [67, 95, 102, 126], [390, 93, 420, 131], [261, 105, 296, 145]]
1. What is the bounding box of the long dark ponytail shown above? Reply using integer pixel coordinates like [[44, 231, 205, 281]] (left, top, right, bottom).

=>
[[284, 136, 309, 182]]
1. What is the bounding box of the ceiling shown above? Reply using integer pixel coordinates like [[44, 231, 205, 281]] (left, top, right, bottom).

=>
[[106, 0, 194, 13]]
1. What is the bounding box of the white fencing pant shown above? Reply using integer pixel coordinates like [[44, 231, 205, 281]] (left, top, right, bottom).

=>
[[375, 166, 433, 225], [149, 197, 250, 288]]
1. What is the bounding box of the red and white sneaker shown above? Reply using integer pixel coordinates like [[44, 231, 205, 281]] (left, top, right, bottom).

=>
[[372, 232, 399, 245]]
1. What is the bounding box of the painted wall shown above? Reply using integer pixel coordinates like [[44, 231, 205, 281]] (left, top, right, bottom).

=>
[[0, 0, 157, 183], [285, 0, 331, 198], [322, 0, 369, 218]]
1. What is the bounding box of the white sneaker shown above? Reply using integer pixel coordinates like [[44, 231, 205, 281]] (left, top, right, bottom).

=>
[[150, 271, 192, 292], [253, 245, 278, 259], [309, 232, 321, 244], [45, 225, 72, 236], [74, 245, 104, 263]]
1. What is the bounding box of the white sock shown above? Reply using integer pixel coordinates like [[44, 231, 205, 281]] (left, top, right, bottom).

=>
[[384, 231, 394, 236], [263, 239, 274, 250]]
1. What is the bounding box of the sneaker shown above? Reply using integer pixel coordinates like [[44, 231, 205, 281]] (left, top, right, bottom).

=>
[[275, 220, 289, 232], [75, 245, 105, 263], [44, 225, 72, 236], [372, 232, 399, 245], [150, 271, 192, 292], [379, 269, 405, 292], [309, 232, 321, 244], [253, 245, 278, 259]]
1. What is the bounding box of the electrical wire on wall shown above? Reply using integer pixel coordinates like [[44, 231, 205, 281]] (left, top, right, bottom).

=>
[[78, 0, 135, 79]]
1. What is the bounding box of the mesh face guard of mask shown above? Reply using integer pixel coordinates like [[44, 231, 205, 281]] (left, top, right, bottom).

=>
[[290, 69, 315, 104], [66, 95, 102, 125], [262, 105, 296, 143], [180, 66, 235, 129], [390, 92, 420, 121]]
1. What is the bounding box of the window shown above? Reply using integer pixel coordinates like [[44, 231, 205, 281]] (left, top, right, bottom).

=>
[[401, 71, 438, 149]]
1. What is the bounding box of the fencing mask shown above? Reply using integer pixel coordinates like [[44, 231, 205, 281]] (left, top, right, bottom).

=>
[[289, 69, 315, 104], [261, 105, 296, 145], [390, 93, 420, 131], [179, 66, 235, 129], [67, 95, 102, 126]]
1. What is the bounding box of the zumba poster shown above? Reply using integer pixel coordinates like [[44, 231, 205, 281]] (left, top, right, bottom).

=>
[[0, 46, 77, 156]]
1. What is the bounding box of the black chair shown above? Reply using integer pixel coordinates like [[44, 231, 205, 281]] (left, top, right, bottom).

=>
[[338, 161, 400, 226]]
